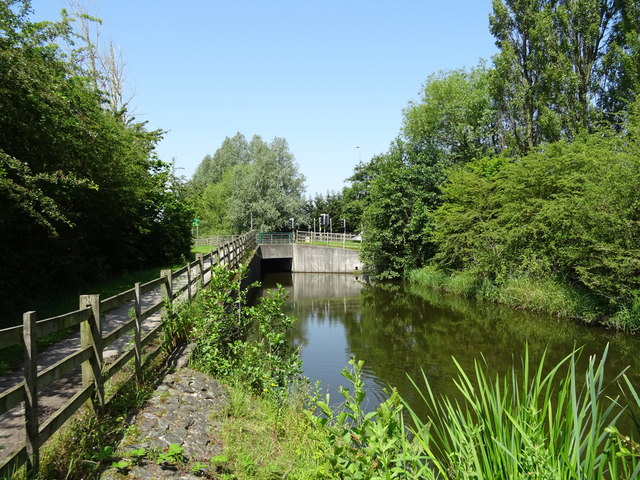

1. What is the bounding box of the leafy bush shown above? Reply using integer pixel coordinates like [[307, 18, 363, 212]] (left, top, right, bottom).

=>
[[433, 123, 640, 321], [182, 265, 302, 395], [308, 358, 432, 479]]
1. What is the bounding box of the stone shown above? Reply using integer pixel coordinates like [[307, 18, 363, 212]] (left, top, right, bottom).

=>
[[100, 362, 228, 479]]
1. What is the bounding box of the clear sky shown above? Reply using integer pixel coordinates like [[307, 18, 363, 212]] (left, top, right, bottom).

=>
[[30, 0, 498, 196]]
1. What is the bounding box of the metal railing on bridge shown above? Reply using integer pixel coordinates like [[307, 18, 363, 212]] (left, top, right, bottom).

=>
[[256, 231, 361, 249], [258, 232, 294, 244], [295, 231, 361, 249]]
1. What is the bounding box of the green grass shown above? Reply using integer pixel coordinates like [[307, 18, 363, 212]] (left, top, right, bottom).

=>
[[191, 244, 219, 254], [409, 265, 610, 327], [214, 384, 321, 479], [404, 346, 640, 479]]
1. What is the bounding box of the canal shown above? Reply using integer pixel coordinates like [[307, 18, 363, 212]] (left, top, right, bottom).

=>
[[260, 272, 640, 417]]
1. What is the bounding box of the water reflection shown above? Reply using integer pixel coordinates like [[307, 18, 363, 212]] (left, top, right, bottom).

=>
[[259, 273, 640, 418]]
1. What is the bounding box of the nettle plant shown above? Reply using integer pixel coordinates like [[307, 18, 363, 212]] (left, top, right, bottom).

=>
[[308, 358, 432, 480], [186, 265, 302, 396]]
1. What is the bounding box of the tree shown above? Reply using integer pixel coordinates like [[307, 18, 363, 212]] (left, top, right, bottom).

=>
[[489, 0, 640, 150], [193, 134, 306, 234], [0, 0, 191, 322], [403, 64, 496, 163], [598, 0, 640, 121], [192, 132, 249, 187], [227, 136, 306, 232], [359, 140, 440, 279], [490, 0, 567, 152]]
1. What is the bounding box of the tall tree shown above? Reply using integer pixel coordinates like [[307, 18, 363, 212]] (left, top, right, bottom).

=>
[[359, 140, 439, 278], [192, 132, 249, 187], [0, 0, 192, 322], [227, 136, 306, 232], [598, 0, 640, 121], [403, 64, 496, 162], [490, 0, 565, 152], [193, 134, 306, 234], [490, 0, 640, 150]]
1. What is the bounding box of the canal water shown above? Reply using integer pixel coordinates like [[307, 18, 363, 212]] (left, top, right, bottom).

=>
[[260, 272, 640, 418]]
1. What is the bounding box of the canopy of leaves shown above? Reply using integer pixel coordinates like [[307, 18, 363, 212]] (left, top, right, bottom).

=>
[[0, 0, 192, 324], [434, 117, 640, 305], [192, 134, 306, 234]]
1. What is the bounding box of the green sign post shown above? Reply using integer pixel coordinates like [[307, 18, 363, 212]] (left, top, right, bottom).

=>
[[192, 218, 200, 238]]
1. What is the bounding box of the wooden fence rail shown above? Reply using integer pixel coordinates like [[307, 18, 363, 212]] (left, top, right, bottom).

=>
[[0, 231, 257, 479]]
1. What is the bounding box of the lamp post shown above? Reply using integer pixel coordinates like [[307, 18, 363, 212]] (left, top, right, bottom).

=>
[[355, 146, 361, 163]]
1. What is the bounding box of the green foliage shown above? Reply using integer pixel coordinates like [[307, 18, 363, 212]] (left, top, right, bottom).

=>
[[489, 0, 640, 150], [359, 140, 440, 279], [303, 190, 355, 232], [433, 124, 640, 326], [192, 133, 306, 234], [0, 1, 193, 321], [345, 1, 640, 297], [350, 66, 498, 279], [156, 443, 185, 466], [304, 351, 640, 479], [403, 64, 496, 165], [405, 346, 640, 479], [174, 264, 302, 396], [308, 358, 432, 479], [216, 384, 320, 479]]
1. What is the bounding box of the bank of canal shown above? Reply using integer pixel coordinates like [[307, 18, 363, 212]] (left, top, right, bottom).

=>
[[260, 272, 640, 417]]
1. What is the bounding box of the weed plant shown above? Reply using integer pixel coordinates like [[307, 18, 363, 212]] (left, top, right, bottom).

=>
[[304, 349, 640, 479], [308, 358, 432, 479], [173, 264, 303, 395]]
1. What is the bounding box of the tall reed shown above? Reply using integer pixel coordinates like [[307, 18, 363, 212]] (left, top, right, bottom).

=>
[[404, 346, 640, 479]]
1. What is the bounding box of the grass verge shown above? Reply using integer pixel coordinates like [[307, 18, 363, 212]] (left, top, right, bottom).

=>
[[407, 265, 638, 331], [212, 384, 321, 479]]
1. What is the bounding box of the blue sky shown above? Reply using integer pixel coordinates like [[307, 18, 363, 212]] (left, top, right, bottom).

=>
[[30, 1, 497, 196]]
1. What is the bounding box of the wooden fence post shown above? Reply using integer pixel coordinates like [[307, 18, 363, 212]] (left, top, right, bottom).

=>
[[186, 263, 192, 301], [23, 311, 39, 478], [161, 269, 173, 304], [80, 294, 103, 411], [134, 282, 142, 380], [197, 253, 205, 285]]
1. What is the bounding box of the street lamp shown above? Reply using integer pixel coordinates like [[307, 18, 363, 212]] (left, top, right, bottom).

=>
[[355, 146, 361, 163]]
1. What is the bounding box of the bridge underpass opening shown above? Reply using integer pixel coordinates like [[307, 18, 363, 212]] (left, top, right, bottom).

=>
[[260, 257, 293, 273]]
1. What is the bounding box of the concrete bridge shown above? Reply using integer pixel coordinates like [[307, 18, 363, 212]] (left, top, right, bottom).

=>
[[257, 244, 362, 274]]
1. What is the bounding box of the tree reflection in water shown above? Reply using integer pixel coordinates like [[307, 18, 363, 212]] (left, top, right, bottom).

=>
[[259, 272, 640, 420]]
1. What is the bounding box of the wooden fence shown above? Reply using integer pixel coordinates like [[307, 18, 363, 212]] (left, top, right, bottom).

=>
[[0, 231, 257, 479]]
